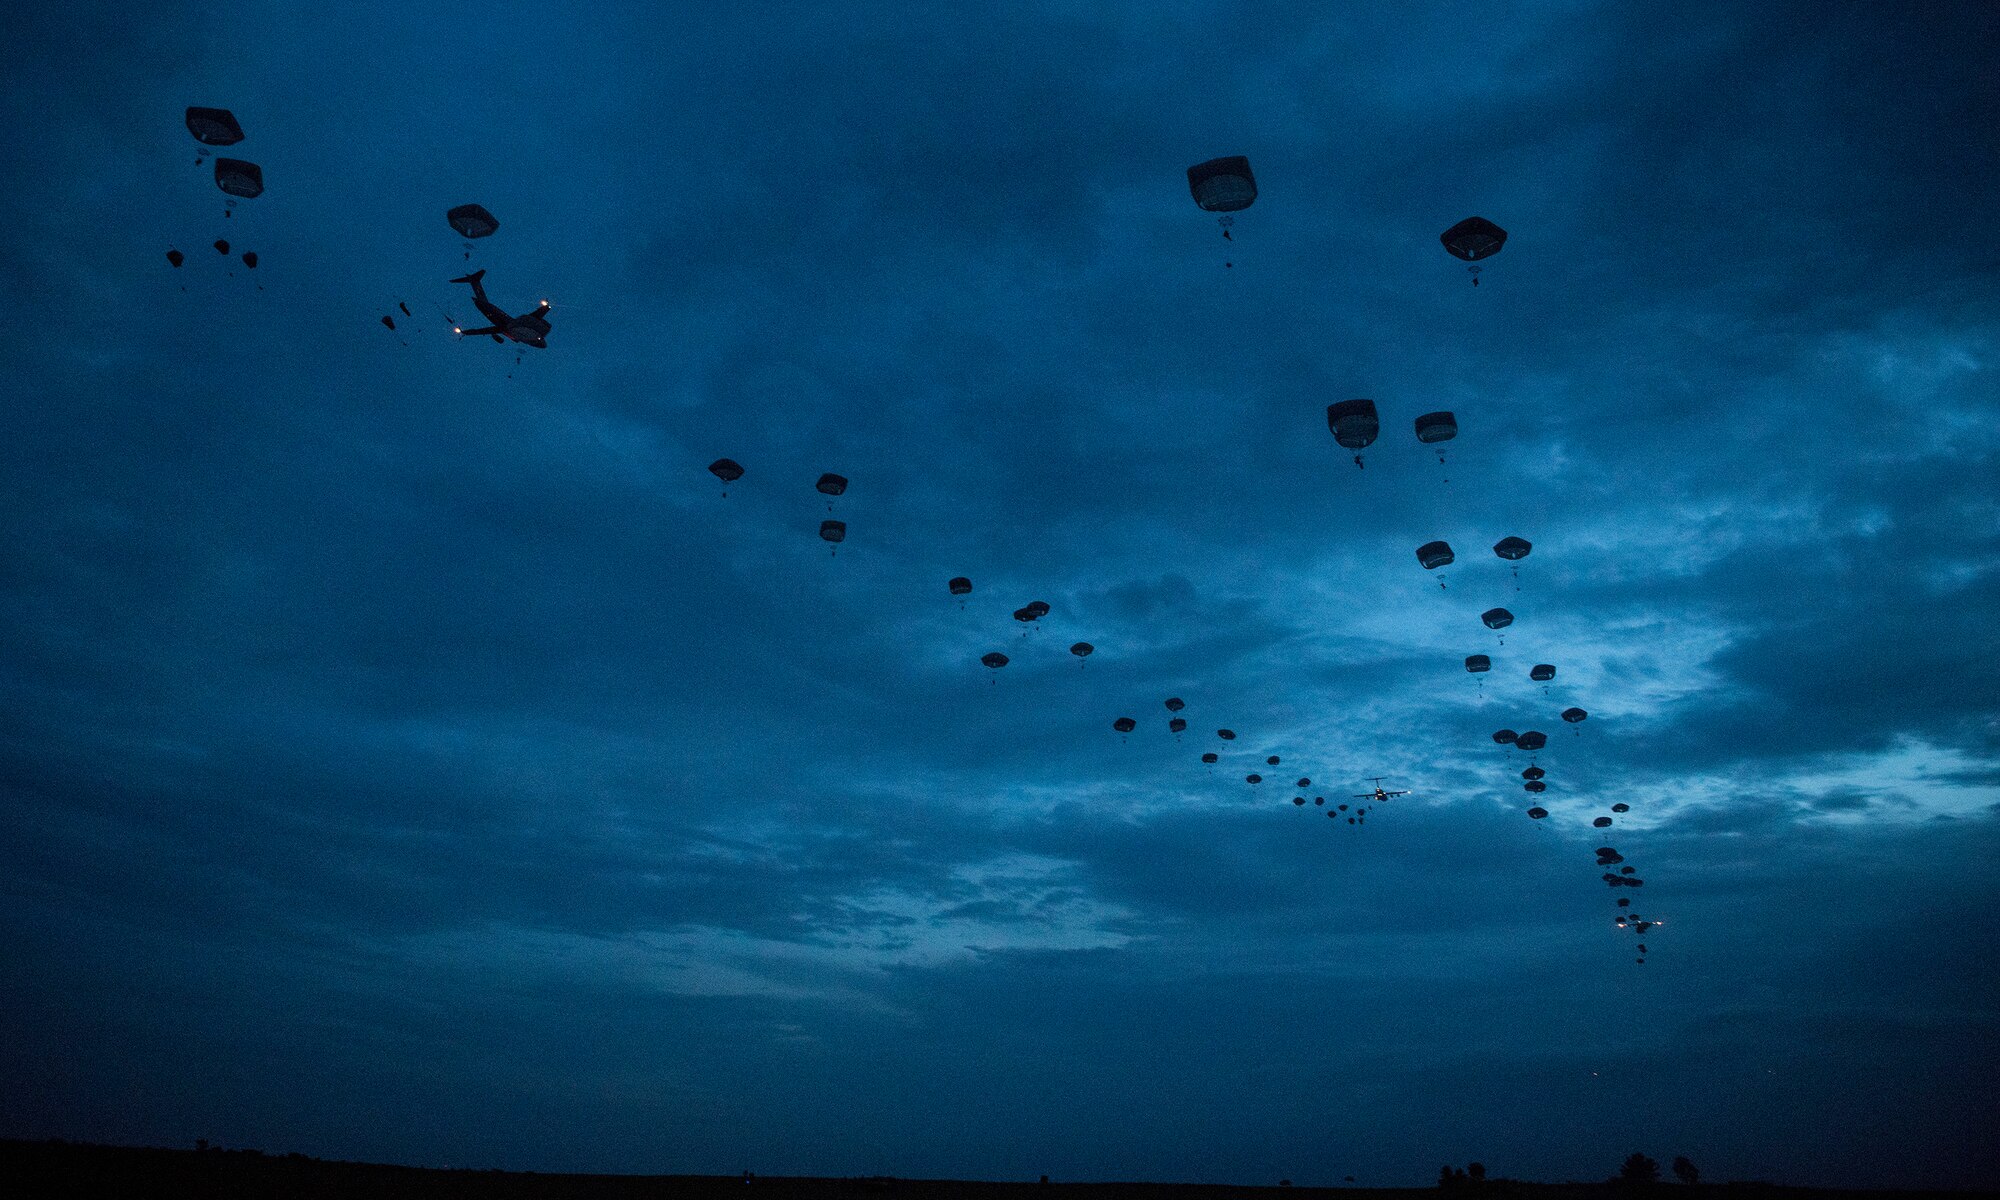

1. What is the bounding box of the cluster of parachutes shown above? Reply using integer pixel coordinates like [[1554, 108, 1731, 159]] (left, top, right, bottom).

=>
[[168, 108, 265, 286], [703, 459, 855, 553]]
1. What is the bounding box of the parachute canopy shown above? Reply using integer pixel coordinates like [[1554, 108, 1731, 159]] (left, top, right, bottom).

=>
[[1295, 777, 1311, 788], [815, 473, 848, 496], [1466, 655, 1492, 673], [1525, 780, 1546, 793], [1494, 536, 1532, 561], [1516, 731, 1547, 751], [241, 251, 257, 269], [1531, 664, 1556, 682], [1113, 717, 1136, 733], [1326, 399, 1380, 450], [1523, 766, 1545, 780], [1417, 541, 1455, 570], [1013, 607, 1037, 623], [1169, 717, 1187, 733], [1217, 729, 1237, 740], [1563, 707, 1588, 723], [1611, 802, 1630, 813], [1481, 607, 1514, 630], [948, 576, 972, 596], [1293, 796, 1306, 806], [981, 652, 1009, 669], [1164, 697, 1185, 712], [1246, 774, 1262, 784], [1492, 729, 1517, 744], [166, 249, 184, 268], [446, 204, 500, 239], [708, 458, 744, 483], [1414, 411, 1458, 444], [1071, 642, 1094, 658], [1201, 752, 1219, 764], [819, 520, 846, 544], [1186, 156, 1257, 213], [381, 315, 395, 330], [1593, 816, 1614, 828], [185, 107, 244, 146], [214, 158, 263, 198], [1266, 755, 1280, 766], [1025, 601, 1050, 618], [1527, 806, 1549, 819], [214, 239, 230, 254], [1441, 216, 1507, 261]]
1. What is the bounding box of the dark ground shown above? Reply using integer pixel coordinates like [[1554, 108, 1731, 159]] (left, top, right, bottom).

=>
[[5, 1142, 1997, 1200]]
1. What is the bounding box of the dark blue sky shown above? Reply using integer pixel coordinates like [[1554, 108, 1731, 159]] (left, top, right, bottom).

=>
[[3, 0, 1998, 1188]]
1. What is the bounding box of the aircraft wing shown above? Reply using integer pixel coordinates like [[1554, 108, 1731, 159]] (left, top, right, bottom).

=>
[[454, 325, 502, 337]]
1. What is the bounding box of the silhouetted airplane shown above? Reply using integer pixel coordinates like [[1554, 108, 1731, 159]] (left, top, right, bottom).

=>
[[449, 269, 550, 347], [1352, 777, 1411, 804]]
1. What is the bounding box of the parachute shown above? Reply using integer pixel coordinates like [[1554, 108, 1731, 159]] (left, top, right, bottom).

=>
[[1440, 216, 1507, 285], [1466, 655, 1491, 673], [1563, 707, 1588, 723], [1070, 642, 1094, 661], [166, 249, 183, 268], [214, 240, 230, 254], [1186, 156, 1254, 264], [1593, 816, 1613, 828], [381, 315, 395, 330], [948, 576, 972, 597], [1164, 698, 1185, 712], [819, 520, 846, 553], [1246, 774, 1262, 785], [214, 158, 263, 199], [1217, 729, 1236, 740], [1610, 802, 1630, 813], [1168, 717, 1187, 733], [184, 106, 244, 146], [241, 251, 258, 269], [1414, 411, 1457, 446], [1525, 780, 1546, 793], [1201, 752, 1219, 764], [1326, 399, 1380, 468], [1266, 755, 1280, 766], [1527, 807, 1549, 819], [1113, 717, 1136, 734], [1481, 607, 1514, 630], [1293, 796, 1306, 806], [1531, 664, 1555, 682], [1296, 777, 1311, 788], [1313, 796, 1324, 805], [1013, 607, 1037, 623], [1522, 766, 1545, 780], [1187, 156, 1257, 212], [1026, 601, 1050, 618], [1515, 731, 1547, 751], [447, 204, 500, 240], [981, 652, 1009, 669], [708, 458, 744, 497], [815, 474, 848, 512], [1416, 541, 1454, 584], [1492, 729, 1517, 744], [1414, 411, 1457, 479]]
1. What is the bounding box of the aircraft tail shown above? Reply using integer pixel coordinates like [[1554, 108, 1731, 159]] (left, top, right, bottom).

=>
[[449, 269, 486, 285]]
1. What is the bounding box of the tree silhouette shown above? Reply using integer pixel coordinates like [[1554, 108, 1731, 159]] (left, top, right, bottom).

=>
[[1620, 1154, 1660, 1184], [1672, 1157, 1699, 1186], [1468, 1164, 1486, 1183]]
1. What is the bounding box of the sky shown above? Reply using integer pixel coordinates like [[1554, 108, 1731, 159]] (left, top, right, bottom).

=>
[[2, 0, 1998, 1189]]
